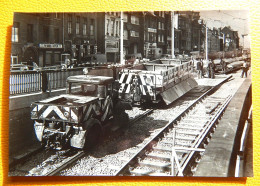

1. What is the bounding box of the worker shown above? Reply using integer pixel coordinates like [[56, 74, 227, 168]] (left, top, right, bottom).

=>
[[196, 58, 203, 79], [220, 58, 227, 74], [241, 61, 248, 78]]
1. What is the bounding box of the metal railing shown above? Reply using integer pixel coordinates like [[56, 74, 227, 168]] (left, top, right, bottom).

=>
[[10, 68, 84, 95]]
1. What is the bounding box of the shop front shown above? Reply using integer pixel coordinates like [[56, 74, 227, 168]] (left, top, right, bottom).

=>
[[38, 43, 63, 67], [105, 40, 119, 63]]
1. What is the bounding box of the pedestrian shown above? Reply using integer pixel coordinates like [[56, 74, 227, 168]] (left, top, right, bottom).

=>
[[207, 60, 212, 78], [28, 57, 34, 70], [241, 61, 248, 78], [210, 60, 215, 79], [220, 58, 226, 74], [196, 59, 203, 79]]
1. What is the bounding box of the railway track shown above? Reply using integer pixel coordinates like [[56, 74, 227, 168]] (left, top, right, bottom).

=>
[[107, 77, 233, 176], [14, 76, 232, 176], [25, 108, 154, 176]]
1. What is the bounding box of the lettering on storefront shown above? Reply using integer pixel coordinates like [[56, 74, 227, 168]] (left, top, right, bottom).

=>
[[39, 44, 63, 49], [148, 28, 157, 33], [106, 40, 119, 53]]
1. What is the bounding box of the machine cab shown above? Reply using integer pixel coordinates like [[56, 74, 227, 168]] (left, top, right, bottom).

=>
[[66, 75, 114, 99]]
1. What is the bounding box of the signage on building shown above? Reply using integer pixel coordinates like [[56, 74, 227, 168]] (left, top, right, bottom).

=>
[[148, 28, 157, 33], [39, 44, 63, 48], [106, 40, 119, 53]]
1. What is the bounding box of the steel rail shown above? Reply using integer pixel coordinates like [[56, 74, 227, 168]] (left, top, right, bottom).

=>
[[114, 75, 232, 176], [178, 94, 233, 175], [35, 109, 154, 176]]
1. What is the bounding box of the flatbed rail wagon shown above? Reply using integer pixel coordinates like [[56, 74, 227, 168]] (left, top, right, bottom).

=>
[[118, 61, 197, 106]]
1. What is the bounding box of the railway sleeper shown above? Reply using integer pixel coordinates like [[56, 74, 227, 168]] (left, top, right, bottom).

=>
[[160, 139, 193, 146], [146, 151, 182, 161], [182, 118, 209, 123], [175, 130, 200, 136], [153, 144, 191, 154], [129, 167, 154, 176], [176, 122, 206, 128], [164, 134, 196, 141], [175, 125, 203, 131], [139, 160, 171, 171]]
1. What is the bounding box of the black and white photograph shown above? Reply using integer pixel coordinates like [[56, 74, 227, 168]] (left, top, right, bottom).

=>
[[8, 10, 252, 177]]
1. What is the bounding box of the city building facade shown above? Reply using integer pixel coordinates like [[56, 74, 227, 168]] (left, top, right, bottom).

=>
[[11, 12, 240, 66]]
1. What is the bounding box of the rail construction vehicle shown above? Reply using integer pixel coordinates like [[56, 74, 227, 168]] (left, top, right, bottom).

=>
[[31, 75, 132, 150], [118, 61, 198, 106]]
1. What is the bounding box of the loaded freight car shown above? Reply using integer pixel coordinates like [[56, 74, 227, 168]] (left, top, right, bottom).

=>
[[118, 61, 197, 106], [31, 75, 132, 150]]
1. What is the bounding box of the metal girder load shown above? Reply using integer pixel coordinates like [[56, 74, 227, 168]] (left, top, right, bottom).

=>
[[160, 77, 198, 105]]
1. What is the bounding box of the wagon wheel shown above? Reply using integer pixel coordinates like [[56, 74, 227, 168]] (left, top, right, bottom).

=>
[[83, 118, 102, 150], [115, 112, 130, 129]]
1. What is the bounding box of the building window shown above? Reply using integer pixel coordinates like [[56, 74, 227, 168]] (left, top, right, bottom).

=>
[[90, 19, 94, 36], [158, 22, 161, 29], [131, 16, 139, 25], [106, 19, 110, 35], [12, 22, 19, 43], [83, 18, 87, 35], [27, 24, 33, 43], [43, 26, 49, 42], [111, 19, 115, 36], [54, 13, 60, 19], [123, 30, 128, 40], [116, 21, 119, 36], [54, 28, 59, 43], [11, 55, 18, 65], [123, 14, 128, 22], [130, 31, 139, 37], [158, 34, 161, 42], [162, 34, 164, 42], [162, 22, 164, 30], [76, 16, 80, 35], [162, 11, 165, 17], [68, 14, 72, 34]]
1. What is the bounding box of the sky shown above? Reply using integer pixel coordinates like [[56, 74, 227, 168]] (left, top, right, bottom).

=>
[[199, 10, 250, 48]]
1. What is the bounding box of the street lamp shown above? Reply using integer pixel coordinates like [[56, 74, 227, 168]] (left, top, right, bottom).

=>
[[171, 11, 175, 58], [120, 11, 124, 65]]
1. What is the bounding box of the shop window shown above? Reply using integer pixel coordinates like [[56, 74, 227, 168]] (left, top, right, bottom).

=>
[[12, 22, 19, 43], [45, 51, 52, 66], [76, 16, 80, 35], [54, 52, 60, 65], [27, 24, 33, 43]]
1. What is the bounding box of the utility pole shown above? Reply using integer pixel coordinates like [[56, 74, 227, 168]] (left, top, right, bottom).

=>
[[171, 11, 175, 58], [120, 11, 124, 65], [205, 23, 208, 61]]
